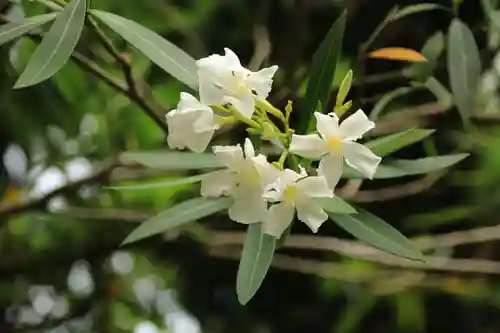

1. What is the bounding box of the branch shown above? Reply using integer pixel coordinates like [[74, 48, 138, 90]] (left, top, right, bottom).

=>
[[348, 171, 445, 203], [0, 14, 169, 136], [85, 16, 169, 134], [210, 246, 500, 276], [0, 159, 117, 219]]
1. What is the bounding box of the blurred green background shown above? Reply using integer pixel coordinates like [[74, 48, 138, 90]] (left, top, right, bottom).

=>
[[2, 0, 500, 332]]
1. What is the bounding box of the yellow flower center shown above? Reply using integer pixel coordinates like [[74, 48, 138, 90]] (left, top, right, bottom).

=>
[[283, 185, 298, 205], [327, 136, 343, 152]]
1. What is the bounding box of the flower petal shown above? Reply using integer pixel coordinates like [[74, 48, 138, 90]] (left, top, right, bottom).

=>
[[344, 142, 382, 179], [177, 92, 200, 109], [228, 186, 267, 223], [213, 144, 244, 170], [263, 202, 295, 237], [318, 153, 343, 190], [198, 74, 225, 106], [281, 168, 304, 187], [343, 142, 382, 179], [227, 93, 255, 118], [193, 107, 218, 133], [200, 170, 236, 197], [165, 108, 203, 151], [315, 112, 340, 139], [296, 199, 328, 233], [248, 65, 278, 99], [183, 128, 215, 153], [243, 138, 255, 158], [223, 47, 242, 68], [253, 157, 280, 187], [296, 176, 333, 198], [165, 110, 184, 150], [289, 134, 327, 159], [338, 109, 375, 141]]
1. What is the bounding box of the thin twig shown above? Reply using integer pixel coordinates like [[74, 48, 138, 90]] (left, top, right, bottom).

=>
[[348, 171, 446, 203], [84, 16, 169, 135], [0, 159, 117, 219], [211, 246, 500, 275], [0, 14, 169, 136]]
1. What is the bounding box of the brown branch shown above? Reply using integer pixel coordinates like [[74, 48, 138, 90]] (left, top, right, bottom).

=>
[[348, 171, 445, 203], [208, 222, 500, 272], [211, 246, 500, 276], [0, 159, 117, 219], [85, 17, 168, 133], [0, 14, 169, 136]]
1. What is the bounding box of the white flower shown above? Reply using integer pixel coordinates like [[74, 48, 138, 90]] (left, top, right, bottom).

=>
[[196, 48, 278, 118], [166, 92, 218, 153], [262, 167, 333, 237], [289, 110, 382, 189], [201, 138, 279, 223]]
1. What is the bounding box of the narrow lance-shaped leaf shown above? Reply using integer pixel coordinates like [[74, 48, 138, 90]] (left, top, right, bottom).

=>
[[0, 13, 57, 46], [315, 197, 357, 214], [391, 3, 449, 21], [369, 86, 425, 121], [236, 223, 276, 305], [90, 10, 198, 89], [410, 31, 445, 80], [14, 0, 86, 88], [119, 151, 223, 170], [105, 173, 210, 190], [424, 76, 453, 106], [447, 18, 481, 123], [336, 69, 353, 107], [368, 48, 427, 62], [301, 11, 346, 134], [342, 153, 469, 179], [329, 211, 423, 261], [365, 128, 435, 156], [122, 197, 232, 245]]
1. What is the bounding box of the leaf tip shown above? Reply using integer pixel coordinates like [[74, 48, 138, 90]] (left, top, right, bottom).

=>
[[237, 294, 251, 306]]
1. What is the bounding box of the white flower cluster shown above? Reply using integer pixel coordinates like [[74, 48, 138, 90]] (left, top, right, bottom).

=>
[[165, 48, 382, 238]]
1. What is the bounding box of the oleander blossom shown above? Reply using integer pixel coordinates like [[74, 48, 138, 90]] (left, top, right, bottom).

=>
[[165, 92, 218, 153], [201, 138, 279, 223], [262, 167, 334, 237], [289, 110, 382, 190], [196, 48, 278, 118]]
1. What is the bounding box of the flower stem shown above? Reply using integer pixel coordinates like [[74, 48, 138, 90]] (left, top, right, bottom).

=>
[[255, 99, 286, 123]]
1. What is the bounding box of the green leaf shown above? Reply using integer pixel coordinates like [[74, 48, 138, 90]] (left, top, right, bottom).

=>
[[343, 154, 469, 179], [392, 3, 449, 21], [315, 197, 357, 214], [410, 32, 445, 80], [424, 76, 453, 106], [14, 0, 86, 88], [105, 173, 210, 190], [90, 10, 197, 89], [236, 223, 276, 305], [489, 10, 500, 30], [0, 13, 57, 46], [119, 151, 223, 170], [122, 197, 232, 245], [301, 11, 346, 134], [365, 128, 435, 157], [447, 19, 481, 123], [336, 69, 353, 107], [369, 86, 424, 121], [329, 211, 423, 261]]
